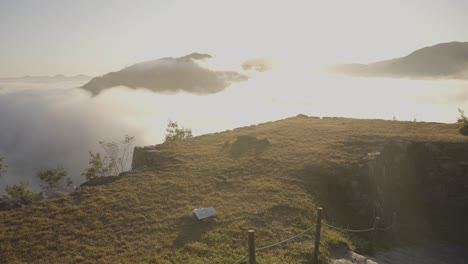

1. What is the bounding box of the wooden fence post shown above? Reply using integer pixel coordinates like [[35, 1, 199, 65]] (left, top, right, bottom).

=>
[[248, 230, 256, 264], [370, 217, 380, 254], [313, 207, 323, 264]]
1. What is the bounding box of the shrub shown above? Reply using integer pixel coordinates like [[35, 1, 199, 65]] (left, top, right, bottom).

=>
[[5, 181, 37, 201], [82, 135, 135, 180], [81, 152, 112, 180], [36, 166, 68, 190], [457, 108, 468, 135], [164, 120, 193, 143]]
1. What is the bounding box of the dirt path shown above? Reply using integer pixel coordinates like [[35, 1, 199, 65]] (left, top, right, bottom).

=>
[[331, 241, 468, 264]]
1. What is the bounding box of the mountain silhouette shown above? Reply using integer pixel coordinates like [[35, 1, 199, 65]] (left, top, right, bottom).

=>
[[329, 42, 468, 79], [81, 53, 248, 96]]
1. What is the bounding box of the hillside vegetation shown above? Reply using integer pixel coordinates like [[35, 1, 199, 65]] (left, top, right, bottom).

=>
[[1, 116, 467, 263]]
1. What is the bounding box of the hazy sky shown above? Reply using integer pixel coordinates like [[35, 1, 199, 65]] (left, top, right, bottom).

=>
[[1, 0, 467, 77]]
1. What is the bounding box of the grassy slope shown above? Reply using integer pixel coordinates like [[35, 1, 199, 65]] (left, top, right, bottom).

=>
[[1, 116, 467, 264]]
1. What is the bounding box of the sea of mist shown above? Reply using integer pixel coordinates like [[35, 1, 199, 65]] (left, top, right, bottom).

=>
[[1, 70, 468, 192]]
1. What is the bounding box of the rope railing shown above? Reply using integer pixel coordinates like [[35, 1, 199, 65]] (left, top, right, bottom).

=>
[[231, 225, 316, 264], [322, 222, 375, 233], [232, 254, 248, 264], [322, 222, 396, 233], [256, 224, 316, 251], [377, 223, 395, 231], [231, 208, 398, 264]]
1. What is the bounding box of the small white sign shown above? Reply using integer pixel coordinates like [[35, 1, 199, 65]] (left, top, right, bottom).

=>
[[192, 207, 217, 220]]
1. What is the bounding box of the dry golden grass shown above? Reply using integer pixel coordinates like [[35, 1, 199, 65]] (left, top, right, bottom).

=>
[[1, 116, 467, 263]]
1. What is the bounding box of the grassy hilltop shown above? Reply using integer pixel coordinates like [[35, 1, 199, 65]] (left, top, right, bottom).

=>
[[1, 115, 467, 263]]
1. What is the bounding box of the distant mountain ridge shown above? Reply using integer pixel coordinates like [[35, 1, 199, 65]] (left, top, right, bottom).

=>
[[329, 42, 468, 79]]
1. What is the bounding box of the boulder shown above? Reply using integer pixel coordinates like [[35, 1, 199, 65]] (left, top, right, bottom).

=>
[[35, 191, 48, 201]]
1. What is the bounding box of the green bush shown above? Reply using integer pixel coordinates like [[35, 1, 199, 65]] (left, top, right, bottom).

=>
[[457, 108, 468, 135], [82, 135, 135, 180], [37, 166, 68, 190], [164, 120, 193, 143], [5, 181, 37, 201], [82, 152, 113, 180]]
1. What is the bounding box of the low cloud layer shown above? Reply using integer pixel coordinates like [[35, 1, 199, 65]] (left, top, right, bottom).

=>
[[2, 66, 468, 195], [81, 53, 248, 96], [0, 80, 153, 192], [241, 57, 273, 72]]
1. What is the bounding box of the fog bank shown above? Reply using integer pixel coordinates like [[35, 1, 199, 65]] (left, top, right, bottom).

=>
[[1, 72, 468, 193]]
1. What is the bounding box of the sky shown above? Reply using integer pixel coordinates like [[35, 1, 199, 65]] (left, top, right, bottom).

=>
[[1, 0, 468, 78]]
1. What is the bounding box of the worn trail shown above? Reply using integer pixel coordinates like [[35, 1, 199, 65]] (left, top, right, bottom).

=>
[[332, 241, 468, 264]]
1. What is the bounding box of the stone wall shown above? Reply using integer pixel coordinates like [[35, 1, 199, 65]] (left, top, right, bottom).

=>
[[366, 140, 468, 240], [131, 145, 180, 170]]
